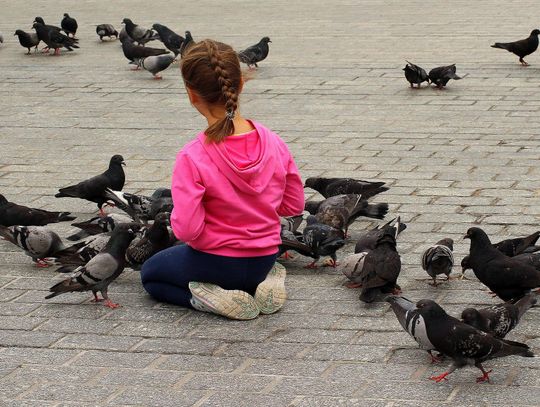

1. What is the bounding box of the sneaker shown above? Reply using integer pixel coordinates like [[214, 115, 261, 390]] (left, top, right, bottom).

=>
[[255, 262, 287, 314], [188, 281, 260, 320]]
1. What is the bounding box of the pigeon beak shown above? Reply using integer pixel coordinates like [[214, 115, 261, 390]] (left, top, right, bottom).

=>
[[463, 234, 470, 240], [121, 161, 126, 167]]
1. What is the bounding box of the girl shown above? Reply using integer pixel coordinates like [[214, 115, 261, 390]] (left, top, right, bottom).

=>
[[140, 39, 305, 320]]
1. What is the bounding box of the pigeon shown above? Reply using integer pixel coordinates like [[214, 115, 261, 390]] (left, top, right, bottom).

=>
[[304, 177, 388, 200], [96, 24, 118, 41], [415, 299, 533, 383], [49, 233, 111, 271], [491, 29, 540, 66], [0, 32, 3, 44], [152, 23, 184, 55], [32, 22, 79, 55], [14, 29, 40, 54], [139, 54, 176, 79], [461, 294, 537, 339], [354, 217, 407, 254], [118, 27, 129, 43], [302, 215, 346, 268], [0, 194, 75, 227], [33, 17, 61, 32], [465, 227, 540, 301], [45, 225, 136, 308], [67, 213, 135, 241], [403, 61, 429, 88], [357, 223, 401, 302], [125, 213, 172, 269], [179, 31, 194, 57], [279, 228, 316, 260], [238, 37, 271, 69], [385, 296, 441, 363], [513, 251, 540, 271], [280, 215, 303, 234], [55, 155, 126, 215], [61, 13, 78, 38], [421, 238, 454, 286], [102, 188, 172, 221], [305, 194, 388, 236], [122, 18, 158, 45], [339, 252, 369, 288], [428, 65, 461, 89], [0, 225, 65, 267], [121, 37, 169, 67]]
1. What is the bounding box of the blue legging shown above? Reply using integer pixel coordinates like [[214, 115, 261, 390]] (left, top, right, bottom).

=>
[[140, 244, 278, 308]]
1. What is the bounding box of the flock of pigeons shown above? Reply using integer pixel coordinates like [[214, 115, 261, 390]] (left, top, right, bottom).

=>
[[9, 13, 271, 79]]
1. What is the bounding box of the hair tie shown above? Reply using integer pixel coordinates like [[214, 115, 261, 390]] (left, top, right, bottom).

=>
[[225, 109, 235, 120]]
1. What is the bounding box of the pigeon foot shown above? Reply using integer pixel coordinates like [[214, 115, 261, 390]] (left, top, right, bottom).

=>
[[344, 281, 362, 289], [103, 299, 120, 309], [153, 75, 163, 80], [476, 369, 492, 383], [322, 258, 338, 268], [279, 251, 295, 260], [91, 293, 104, 303], [430, 372, 450, 383], [428, 351, 443, 364], [304, 261, 318, 269], [35, 259, 50, 268]]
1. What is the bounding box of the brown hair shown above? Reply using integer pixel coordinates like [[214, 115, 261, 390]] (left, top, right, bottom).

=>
[[181, 39, 241, 143]]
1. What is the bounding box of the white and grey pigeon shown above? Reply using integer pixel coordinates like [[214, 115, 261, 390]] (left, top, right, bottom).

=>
[[122, 18, 158, 45], [67, 212, 135, 241], [14, 30, 40, 54], [45, 226, 135, 308], [139, 54, 176, 79], [0, 225, 65, 267], [96, 24, 118, 41], [103, 188, 172, 221], [421, 238, 454, 286], [48, 232, 112, 271]]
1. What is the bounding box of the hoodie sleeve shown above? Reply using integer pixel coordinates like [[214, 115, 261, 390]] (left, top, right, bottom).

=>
[[277, 154, 305, 217], [170, 152, 206, 242]]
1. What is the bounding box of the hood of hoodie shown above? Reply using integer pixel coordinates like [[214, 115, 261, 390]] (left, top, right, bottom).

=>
[[198, 121, 279, 195]]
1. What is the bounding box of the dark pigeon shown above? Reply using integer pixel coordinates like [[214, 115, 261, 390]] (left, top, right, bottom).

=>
[[61, 13, 78, 38], [403, 61, 429, 88], [491, 29, 540, 66], [465, 227, 540, 301], [415, 299, 533, 383], [354, 217, 407, 254], [45, 225, 136, 308], [121, 37, 169, 66], [118, 27, 129, 43], [33, 17, 61, 32], [304, 177, 388, 200], [0, 194, 75, 227], [238, 37, 271, 69], [357, 224, 401, 303], [49, 233, 111, 271], [32, 22, 79, 55], [0, 225, 65, 267], [179, 31, 194, 57], [461, 294, 537, 339], [96, 24, 118, 41], [14, 29, 40, 54], [103, 188, 172, 221], [126, 213, 172, 269], [428, 64, 461, 89], [305, 194, 388, 236], [513, 251, 540, 271], [122, 18, 158, 45], [139, 54, 176, 79], [302, 215, 346, 268], [421, 238, 454, 286], [152, 23, 184, 55], [67, 213, 135, 241], [55, 155, 126, 215], [385, 296, 441, 363]]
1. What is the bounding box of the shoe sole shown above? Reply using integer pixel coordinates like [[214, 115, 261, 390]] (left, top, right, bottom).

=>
[[189, 282, 259, 320], [255, 262, 287, 314]]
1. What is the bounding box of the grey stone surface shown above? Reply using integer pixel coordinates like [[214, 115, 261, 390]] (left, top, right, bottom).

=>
[[1, 0, 539, 406]]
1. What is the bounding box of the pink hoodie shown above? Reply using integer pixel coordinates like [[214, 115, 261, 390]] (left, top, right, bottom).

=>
[[170, 120, 305, 257]]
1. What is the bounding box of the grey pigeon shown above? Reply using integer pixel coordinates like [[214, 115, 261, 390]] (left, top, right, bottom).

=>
[[279, 228, 315, 260], [45, 225, 136, 308], [67, 213, 135, 241], [122, 18, 158, 45], [385, 296, 441, 363], [0, 194, 75, 227], [302, 215, 346, 268], [491, 29, 540, 66], [339, 252, 369, 288], [14, 29, 40, 54], [96, 24, 118, 41], [61, 13, 78, 38], [238, 36, 271, 69], [121, 37, 169, 67], [304, 177, 388, 200], [403, 61, 429, 88], [179, 31, 194, 57], [305, 194, 388, 236], [55, 155, 126, 215], [126, 213, 172, 269], [465, 227, 540, 301], [278, 215, 303, 259], [461, 294, 537, 339], [415, 299, 533, 383], [421, 238, 454, 286], [50, 233, 111, 271], [139, 54, 176, 79], [0, 225, 65, 267], [152, 23, 184, 55], [103, 188, 172, 221], [428, 64, 461, 89], [32, 22, 79, 55]]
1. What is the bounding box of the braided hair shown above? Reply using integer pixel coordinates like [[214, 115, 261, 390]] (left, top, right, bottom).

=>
[[181, 39, 241, 142]]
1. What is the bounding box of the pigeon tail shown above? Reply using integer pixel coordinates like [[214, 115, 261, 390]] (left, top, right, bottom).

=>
[[363, 202, 389, 219], [514, 294, 537, 319], [66, 230, 90, 241], [491, 42, 510, 50], [57, 212, 76, 222]]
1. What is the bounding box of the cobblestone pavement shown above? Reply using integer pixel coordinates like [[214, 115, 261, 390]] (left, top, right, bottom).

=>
[[0, 0, 539, 405]]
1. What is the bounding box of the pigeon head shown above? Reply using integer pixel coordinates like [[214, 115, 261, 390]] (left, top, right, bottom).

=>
[[464, 227, 492, 247], [14, 30, 24, 36], [305, 214, 318, 226], [461, 255, 471, 273], [154, 212, 171, 226], [304, 200, 321, 215], [34, 17, 45, 24], [122, 18, 133, 25], [110, 155, 126, 167], [436, 238, 454, 250], [531, 29, 540, 36], [107, 225, 136, 251], [415, 299, 447, 318], [0, 194, 6, 205], [303, 177, 321, 190], [32, 22, 43, 30], [261, 36, 271, 43], [461, 307, 482, 326], [63, 13, 70, 18]]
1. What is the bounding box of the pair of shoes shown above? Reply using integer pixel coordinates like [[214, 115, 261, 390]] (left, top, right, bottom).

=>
[[255, 262, 287, 314], [188, 281, 259, 320]]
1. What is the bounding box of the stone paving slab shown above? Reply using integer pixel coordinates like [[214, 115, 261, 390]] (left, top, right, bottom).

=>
[[0, 0, 539, 406]]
